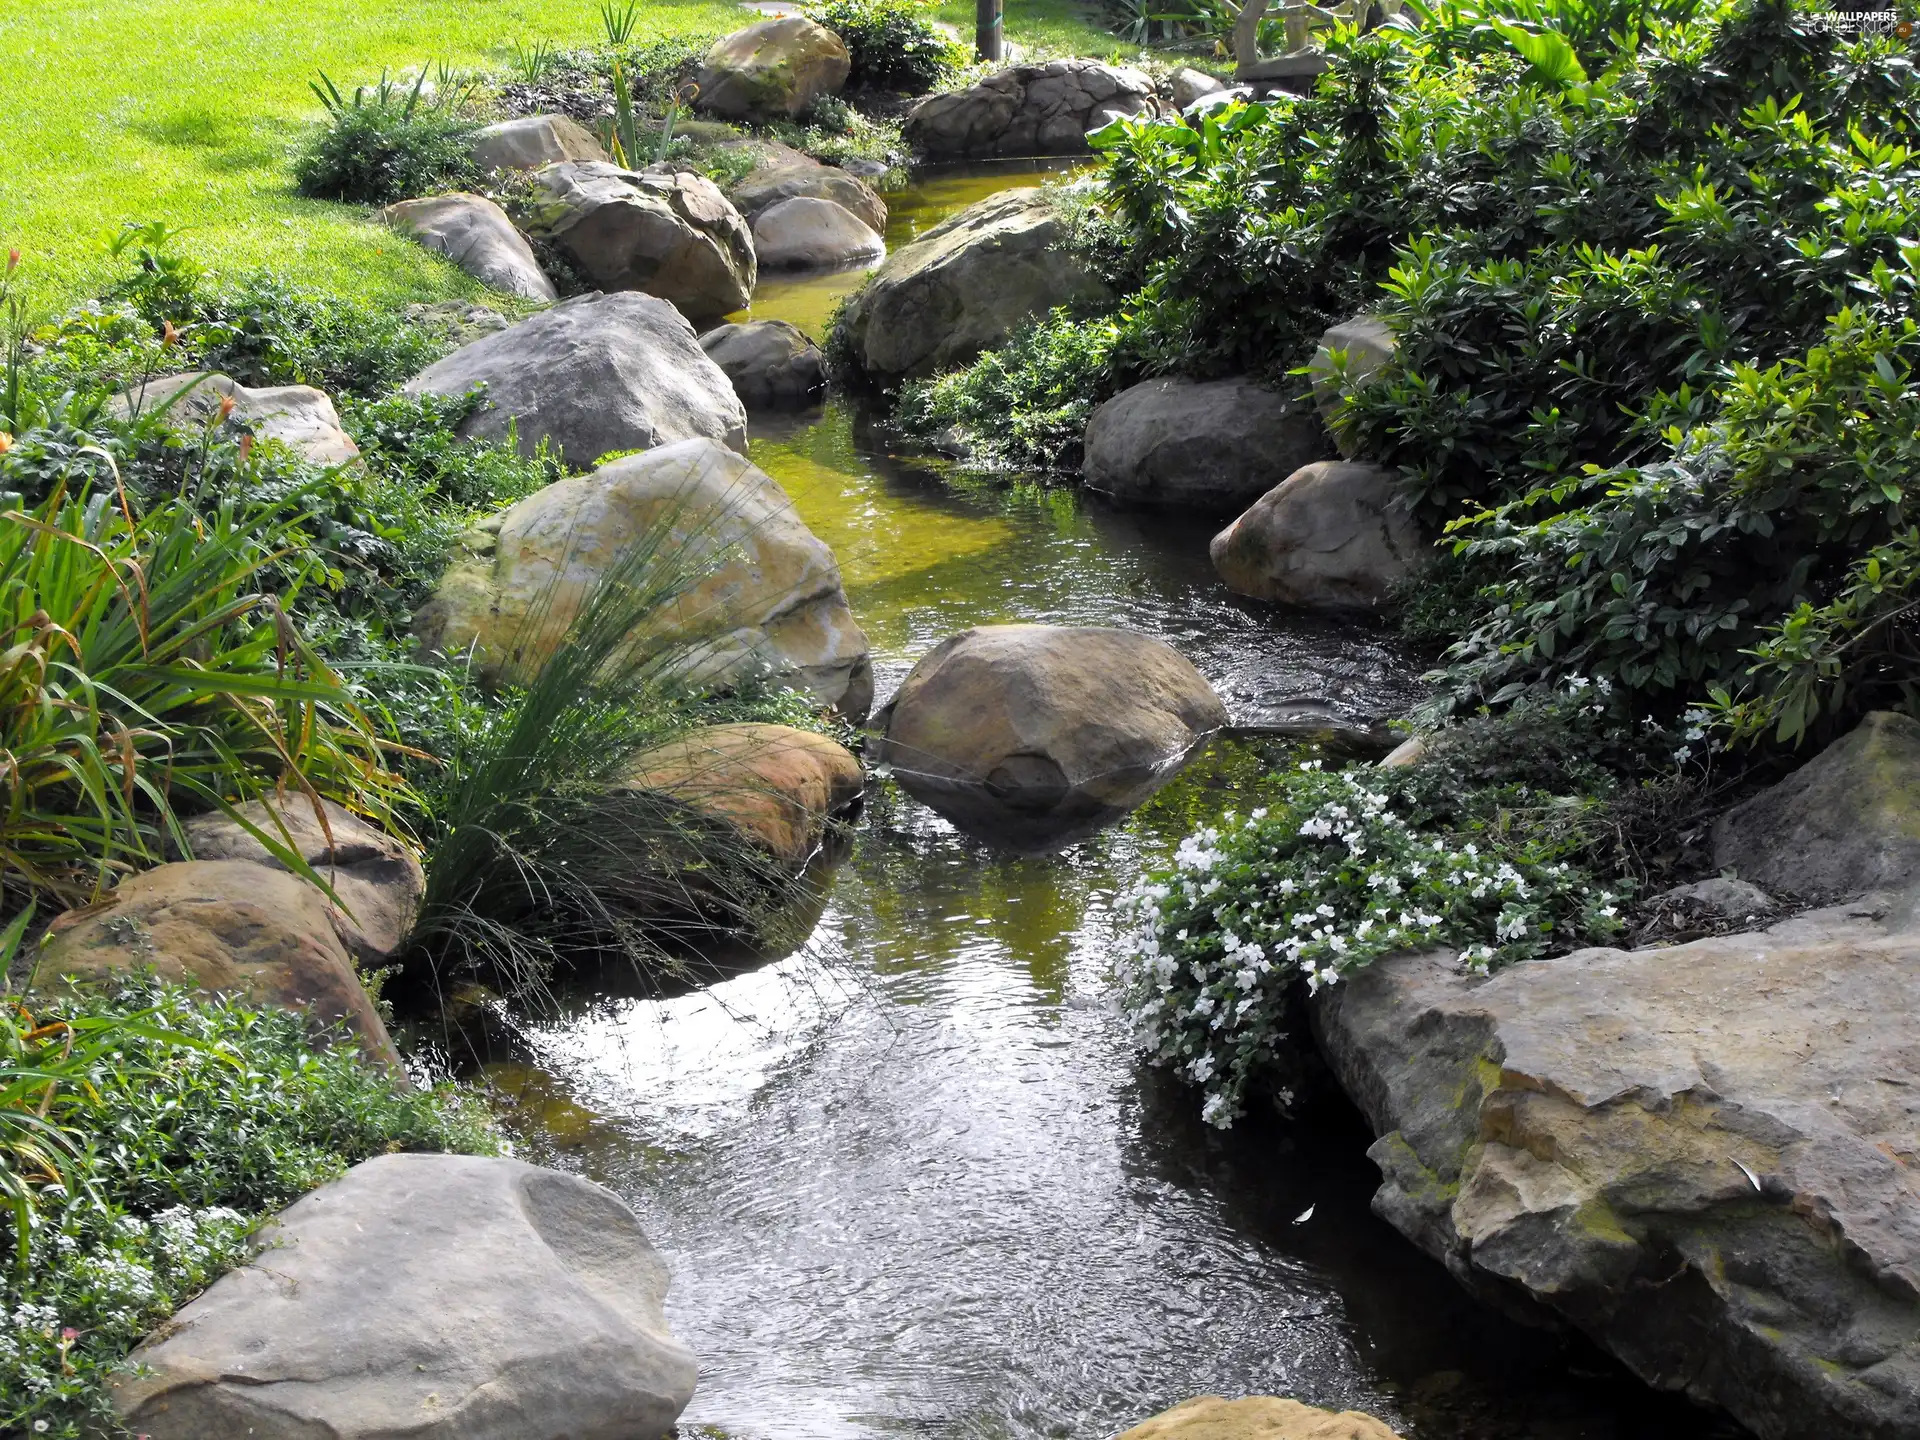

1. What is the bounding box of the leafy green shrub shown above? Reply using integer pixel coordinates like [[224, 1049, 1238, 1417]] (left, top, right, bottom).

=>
[[1435, 303, 1920, 742], [3, 980, 499, 1439], [895, 310, 1120, 469], [95, 228, 450, 399], [0, 452, 403, 905], [805, 0, 969, 92], [294, 70, 481, 206]]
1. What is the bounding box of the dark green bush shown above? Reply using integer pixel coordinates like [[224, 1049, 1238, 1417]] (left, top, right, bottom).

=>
[[4, 983, 499, 1438], [293, 72, 481, 206], [895, 310, 1119, 470], [805, 0, 969, 92]]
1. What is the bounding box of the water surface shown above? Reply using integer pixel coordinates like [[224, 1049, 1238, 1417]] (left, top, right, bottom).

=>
[[494, 164, 1751, 1440]]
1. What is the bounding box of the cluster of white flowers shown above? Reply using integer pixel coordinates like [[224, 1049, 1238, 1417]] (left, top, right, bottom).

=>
[[1116, 765, 1624, 1130]]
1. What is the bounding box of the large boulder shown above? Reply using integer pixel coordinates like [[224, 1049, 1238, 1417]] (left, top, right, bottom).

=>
[[181, 797, 426, 966], [625, 722, 863, 867], [700, 319, 828, 409], [834, 187, 1110, 384], [1308, 314, 1397, 456], [381, 193, 557, 302], [1311, 901, 1920, 1440], [730, 162, 887, 234], [404, 292, 746, 464], [1209, 460, 1426, 612], [1120, 1395, 1404, 1440], [470, 113, 607, 172], [695, 17, 851, 121], [1166, 67, 1226, 110], [1082, 377, 1331, 516], [1714, 710, 1920, 900], [871, 624, 1228, 849], [116, 1153, 697, 1440], [905, 59, 1154, 158], [31, 860, 401, 1070], [114, 372, 358, 465], [414, 437, 873, 717], [752, 195, 885, 270], [525, 162, 755, 323]]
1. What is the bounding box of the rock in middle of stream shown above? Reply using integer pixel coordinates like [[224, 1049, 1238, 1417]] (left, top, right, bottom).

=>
[[872, 624, 1228, 850]]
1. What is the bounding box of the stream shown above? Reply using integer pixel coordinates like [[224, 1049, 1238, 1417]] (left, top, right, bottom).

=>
[[485, 163, 1751, 1440]]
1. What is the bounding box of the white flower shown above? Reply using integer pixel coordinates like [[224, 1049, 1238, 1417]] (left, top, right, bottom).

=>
[[1235, 966, 1258, 990], [1188, 1052, 1216, 1082]]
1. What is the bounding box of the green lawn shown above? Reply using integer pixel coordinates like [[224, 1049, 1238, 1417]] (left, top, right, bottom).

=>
[[0, 0, 1120, 316]]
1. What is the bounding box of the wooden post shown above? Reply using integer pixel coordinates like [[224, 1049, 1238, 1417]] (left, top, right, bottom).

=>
[[976, 0, 1003, 62]]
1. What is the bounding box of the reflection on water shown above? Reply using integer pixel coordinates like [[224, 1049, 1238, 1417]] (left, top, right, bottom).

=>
[[749, 403, 1423, 728], [493, 165, 1750, 1440], [497, 747, 1744, 1440]]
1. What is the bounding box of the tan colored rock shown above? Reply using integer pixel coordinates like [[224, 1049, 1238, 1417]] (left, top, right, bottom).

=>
[[114, 372, 358, 465], [414, 437, 873, 717], [1308, 314, 1396, 455], [1714, 710, 1920, 899], [730, 163, 887, 233], [117, 1153, 696, 1440], [625, 723, 862, 866], [1119, 1395, 1404, 1440], [695, 17, 851, 120], [835, 188, 1110, 384], [527, 162, 756, 323], [382, 193, 556, 302], [1312, 899, 1920, 1440], [32, 861, 401, 1070], [470, 113, 607, 172], [181, 797, 425, 966], [752, 195, 885, 270], [1209, 461, 1426, 612], [872, 624, 1227, 850]]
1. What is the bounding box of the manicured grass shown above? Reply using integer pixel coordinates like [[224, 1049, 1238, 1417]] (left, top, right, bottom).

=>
[[1, 0, 1122, 316]]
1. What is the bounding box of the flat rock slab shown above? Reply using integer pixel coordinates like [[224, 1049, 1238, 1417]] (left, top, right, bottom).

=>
[[1311, 900, 1920, 1440], [117, 1152, 697, 1440]]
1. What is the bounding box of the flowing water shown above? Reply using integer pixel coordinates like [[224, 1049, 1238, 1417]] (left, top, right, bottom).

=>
[[487, 164, 1752, 1440]]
